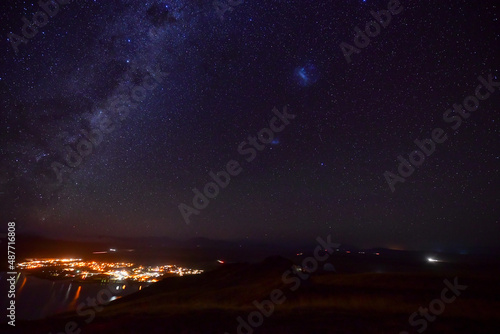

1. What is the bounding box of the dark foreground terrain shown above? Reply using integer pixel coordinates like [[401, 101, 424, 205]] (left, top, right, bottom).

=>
[[3, 253, 500, 334]]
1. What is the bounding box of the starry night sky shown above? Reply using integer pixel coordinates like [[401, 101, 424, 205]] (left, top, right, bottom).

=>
[[0, 0, 498, 251]]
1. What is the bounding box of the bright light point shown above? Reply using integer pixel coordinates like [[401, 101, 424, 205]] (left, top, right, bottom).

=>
[[427, 257, 439, 262], [217, 260, 225, 264]]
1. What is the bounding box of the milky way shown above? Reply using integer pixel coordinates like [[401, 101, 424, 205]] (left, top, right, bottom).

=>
[[0, 0, 498, 251]]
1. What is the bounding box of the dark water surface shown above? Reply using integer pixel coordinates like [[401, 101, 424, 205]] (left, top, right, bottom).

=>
[[0, 272, 149, 322]]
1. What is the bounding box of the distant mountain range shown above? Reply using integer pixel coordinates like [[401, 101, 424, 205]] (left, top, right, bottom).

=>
[[7, 233, 500, 271]]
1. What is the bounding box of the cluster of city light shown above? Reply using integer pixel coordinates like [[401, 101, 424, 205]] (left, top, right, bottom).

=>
[[17, 258, 85, 269], [17, 258, 203, 282]]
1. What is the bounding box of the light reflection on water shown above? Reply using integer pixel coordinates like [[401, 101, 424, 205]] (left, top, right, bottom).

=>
[[0, 272, 148, 322]]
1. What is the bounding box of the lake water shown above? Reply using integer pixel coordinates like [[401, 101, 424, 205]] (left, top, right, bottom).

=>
[[0, 272, 149, 322]]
